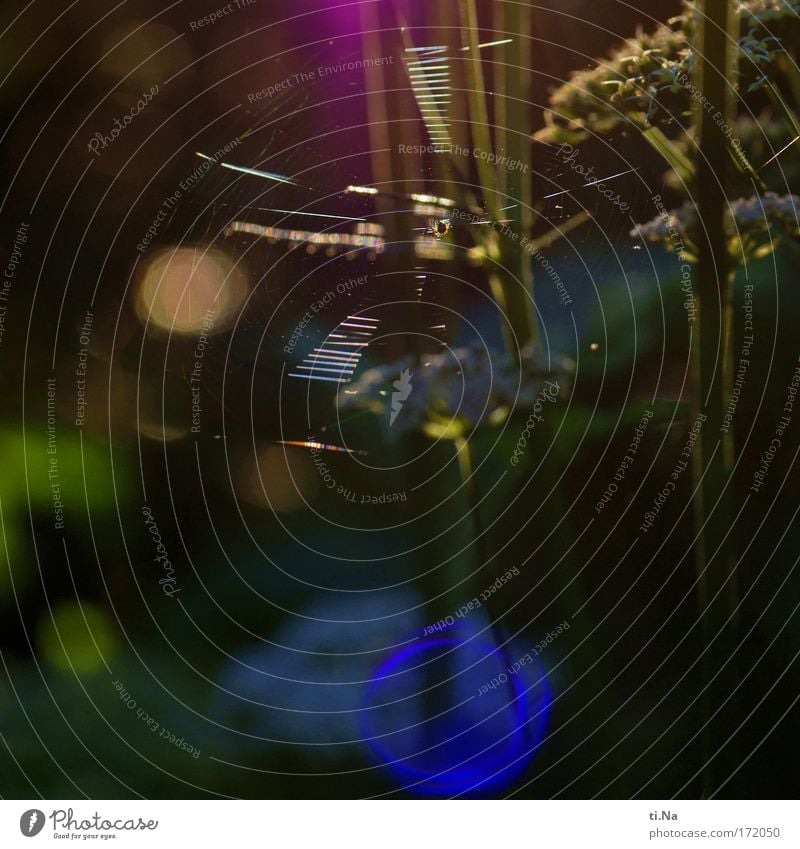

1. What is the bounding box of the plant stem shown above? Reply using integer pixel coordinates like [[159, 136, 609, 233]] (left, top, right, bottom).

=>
[[455, 436, 490, 575], [455, 435, 517, 699], [692, 0, 740, 797], [499, 0, 537, 357], [460, 0, 537, 355]]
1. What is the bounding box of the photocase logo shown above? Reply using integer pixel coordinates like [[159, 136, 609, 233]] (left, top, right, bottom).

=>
[[390, 369, 413, 426], [19, 809, 45, 837]]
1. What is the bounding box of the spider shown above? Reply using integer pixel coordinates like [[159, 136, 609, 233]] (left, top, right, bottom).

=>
[[425, 218, 451, 240]]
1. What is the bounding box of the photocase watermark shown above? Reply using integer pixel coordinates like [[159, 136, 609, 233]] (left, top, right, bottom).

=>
[[454, 208, 573, 307], [721, 283, 754, 434], [390, 368, 413, 426], [283, 274, 369, 354], [651, 193, 696, 323], [189, 0, 256, 31], [20, 804, 159, 837], [0, 221, 28, 349], [750, 354, 800, 494], [528, 241, 572, 307], [137, 137, 240, 253], [46, 377, 64, 530], [190, 308, 216, 434], [114, 679, 200, 758], [510, 380, 560, 467], [554, 143, 631, 212], [87, 84, 158, 157], [422, 567, 520, 635], [247, 56, 394, 102], [477, 620, 570, 696], [640, 412, 706, 532], [141, 506, 180, 596], [74, 310, 93, 428], [595, 409, 653, 513], [398, 142, 529, 173], [19, 809, 45, 837], [672, 68, 749, 172], [309, 445, 407, 504]]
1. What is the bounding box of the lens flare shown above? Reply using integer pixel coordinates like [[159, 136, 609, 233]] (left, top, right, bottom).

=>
[[136, 247, 247, 334], [360, 629, 552, 796]]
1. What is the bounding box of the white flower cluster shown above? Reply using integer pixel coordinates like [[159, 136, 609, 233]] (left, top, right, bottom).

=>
[[338, 343, 571, 437], [630, 193, 800, 248]]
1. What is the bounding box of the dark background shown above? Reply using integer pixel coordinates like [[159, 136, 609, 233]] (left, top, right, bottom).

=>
[[1, 0, 799, 799]]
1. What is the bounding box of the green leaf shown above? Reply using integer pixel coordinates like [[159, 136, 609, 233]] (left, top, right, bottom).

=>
[[642, 126, 695, 183]]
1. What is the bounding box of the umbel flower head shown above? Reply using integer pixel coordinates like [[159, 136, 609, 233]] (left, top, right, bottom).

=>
[[630, 192, 800, 264], [337, 343, 572, 439], [534, 0, 799, 145]]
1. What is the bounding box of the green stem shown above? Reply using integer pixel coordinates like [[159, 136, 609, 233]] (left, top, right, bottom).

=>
[[692, 0, 740, 797], [455, 436, 490, 575], [455, 435, 517, 689], [459, 0, 537, 355], [499, 0, 536, 355], [458, 0, 499, 218]]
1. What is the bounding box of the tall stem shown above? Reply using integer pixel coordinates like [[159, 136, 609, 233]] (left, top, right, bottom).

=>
[[499, 0, 535, 350], [455, 436, 490, 575], [459, 0, 537, 354], [455, 436, 516, 678], [692, 0, 739, 796]]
